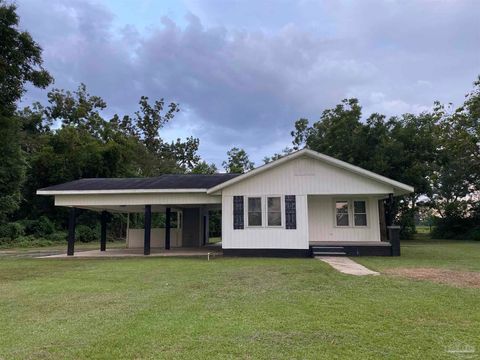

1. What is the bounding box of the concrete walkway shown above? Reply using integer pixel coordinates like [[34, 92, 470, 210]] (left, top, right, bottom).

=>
[[38, 247, 221, 259], [316, 256, 379, 276]]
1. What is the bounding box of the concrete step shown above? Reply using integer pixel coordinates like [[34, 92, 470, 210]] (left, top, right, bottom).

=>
[[311, 245, 347, 257], [313, 251, 347, 256]]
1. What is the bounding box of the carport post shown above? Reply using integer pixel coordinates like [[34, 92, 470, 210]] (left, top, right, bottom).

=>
[[100, 211, 107, 251], [165, 207, 171, 250], [144, 205, 151, 255], [67, 207, 76, 256]]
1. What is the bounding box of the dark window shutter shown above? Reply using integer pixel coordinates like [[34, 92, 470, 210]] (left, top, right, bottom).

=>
[[233, 196, 244, 229], [285, 195, 296, 229]]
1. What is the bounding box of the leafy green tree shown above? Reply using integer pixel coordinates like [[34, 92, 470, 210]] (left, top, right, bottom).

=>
[[290, 98, 438, 237], [263, 147, 294, 164], [45, 84, 107, 136], [132, 96, 179, 153], [0, 1, 53, 221], [431, 80, 480, 218], [0, 1, 52, 115], [191, 161, 218, 174], [222, 147, 254, 173]]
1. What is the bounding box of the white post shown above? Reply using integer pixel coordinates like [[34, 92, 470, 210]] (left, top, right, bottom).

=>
[[126, 213, 130, 248]]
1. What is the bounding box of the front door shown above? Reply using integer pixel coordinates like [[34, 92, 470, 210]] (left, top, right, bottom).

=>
[[182, 208, 200, 247]]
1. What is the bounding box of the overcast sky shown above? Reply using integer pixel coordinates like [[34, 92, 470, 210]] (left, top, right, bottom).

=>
[[17, 0, 480, 167]]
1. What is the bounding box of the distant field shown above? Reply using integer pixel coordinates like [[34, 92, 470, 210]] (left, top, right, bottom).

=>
[[0, 240, 478, 359]]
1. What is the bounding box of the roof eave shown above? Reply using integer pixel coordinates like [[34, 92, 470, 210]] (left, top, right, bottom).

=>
[[36, 188, 209, 196]]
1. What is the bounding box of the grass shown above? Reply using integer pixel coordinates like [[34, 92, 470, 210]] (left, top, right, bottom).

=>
[[0, 241, 479, 359]]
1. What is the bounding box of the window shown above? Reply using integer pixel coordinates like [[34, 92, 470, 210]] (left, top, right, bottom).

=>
[[248, 197, 262, 226], [354, 200, 367, 226], [335, 201, 349, 226], [267, 197, 282, 226]]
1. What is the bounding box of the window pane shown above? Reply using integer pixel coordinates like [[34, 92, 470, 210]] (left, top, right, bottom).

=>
[[336, 201, 349, 214], [248, 212, 262, 226], [268, 197, 281, 212], [336, 213, 349, 226], [354, 201, 366, 214], [268, 212, 281, 226], [248, 197, 261, 212], [354, 214, 367, 226]]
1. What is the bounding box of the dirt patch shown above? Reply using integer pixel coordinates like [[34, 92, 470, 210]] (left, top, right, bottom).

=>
[[385, 267, 480, 288]]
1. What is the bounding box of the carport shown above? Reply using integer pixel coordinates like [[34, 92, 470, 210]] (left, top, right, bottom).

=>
[[36, 174, 238, 255]]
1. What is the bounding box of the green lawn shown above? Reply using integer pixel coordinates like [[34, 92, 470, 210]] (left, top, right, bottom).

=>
[[0, 241, 479, 359]]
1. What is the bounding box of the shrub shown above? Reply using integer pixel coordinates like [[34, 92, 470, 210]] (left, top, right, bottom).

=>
[[432, 216, 480, 240], [465, 228, 480, 241], [22, 216, 56, 237], [76, 225, 98, 243], [47, 231, 67, 243], [0, 222, 25, 240], [14, 235, 54, 248], [0, 237, 12, 246]]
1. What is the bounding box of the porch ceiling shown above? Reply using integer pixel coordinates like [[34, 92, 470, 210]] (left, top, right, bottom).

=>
[[74, 203, 221, 213]]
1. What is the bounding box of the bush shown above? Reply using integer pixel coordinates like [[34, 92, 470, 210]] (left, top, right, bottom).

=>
[[399, 208, 416, 239], [76, 225, 98, 243], [432, 216, 480, 240], [46, 231, 67, 243], [0, 222, 25, 240], [22, 216, 56, 237], [0, 237, 12, 246], [13, 235, 54, 248]]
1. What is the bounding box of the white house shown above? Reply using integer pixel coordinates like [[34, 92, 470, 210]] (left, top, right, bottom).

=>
[[37, 149, 413, 257]]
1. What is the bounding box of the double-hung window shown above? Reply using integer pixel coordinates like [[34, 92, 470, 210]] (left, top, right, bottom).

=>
[[353, 200, 367, 226], [267, 196, 282, 226], [248, 197, 262, 226], [335, 201, 350, 226], [335, 200, 368, 227]]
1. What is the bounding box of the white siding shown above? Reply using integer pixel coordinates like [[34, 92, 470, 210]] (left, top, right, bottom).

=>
[[308, 195, 381, 242], [222, 156, 394, 196], [221, 155, 390, 249], [127, 228, 182, 248], [222, 194, 309, 249]]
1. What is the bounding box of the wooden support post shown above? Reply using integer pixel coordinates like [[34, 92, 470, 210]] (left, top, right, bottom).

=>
[[100, 211, 107, 251], [144, 205, 151, 255], [388, 225, 401, 256], [126, 213, 130, 248], [165, 207, 171, 250], [387, 193, 394, 226], [67, 207, 76, 256], [202, 214, 207, 246]]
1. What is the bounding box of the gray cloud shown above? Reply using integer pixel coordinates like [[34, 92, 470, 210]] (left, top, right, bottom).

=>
[[17, 0, 480, 166]]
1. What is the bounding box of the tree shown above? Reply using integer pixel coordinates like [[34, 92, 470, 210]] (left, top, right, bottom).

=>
[[222, 147, 254, 173], [290, 98, 438, 237], [191, 161, 218, 174], [0, 1, 53, 221], [44, 84, 107, 136], [263, 147, 294, 164], [430, 80, 480, 219], [133, 96, 179, 154]]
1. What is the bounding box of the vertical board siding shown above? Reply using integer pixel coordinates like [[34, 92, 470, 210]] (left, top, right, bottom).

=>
[[222, 194, 309, 249], [285, 195, 297, 229], [233, 196, 244, 229], [221, 157, 394, 196], [128, 228, 182, 248], [221, 155, 390, 249], [307, 195, 382, 242]]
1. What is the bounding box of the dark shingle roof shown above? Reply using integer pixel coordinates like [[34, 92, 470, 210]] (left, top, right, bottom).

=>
[[38, 174, 240, 192]]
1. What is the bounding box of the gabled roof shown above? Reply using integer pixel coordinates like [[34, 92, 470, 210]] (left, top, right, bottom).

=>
[[207, 149, 414, 195], [37, 174, 239, 195]]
